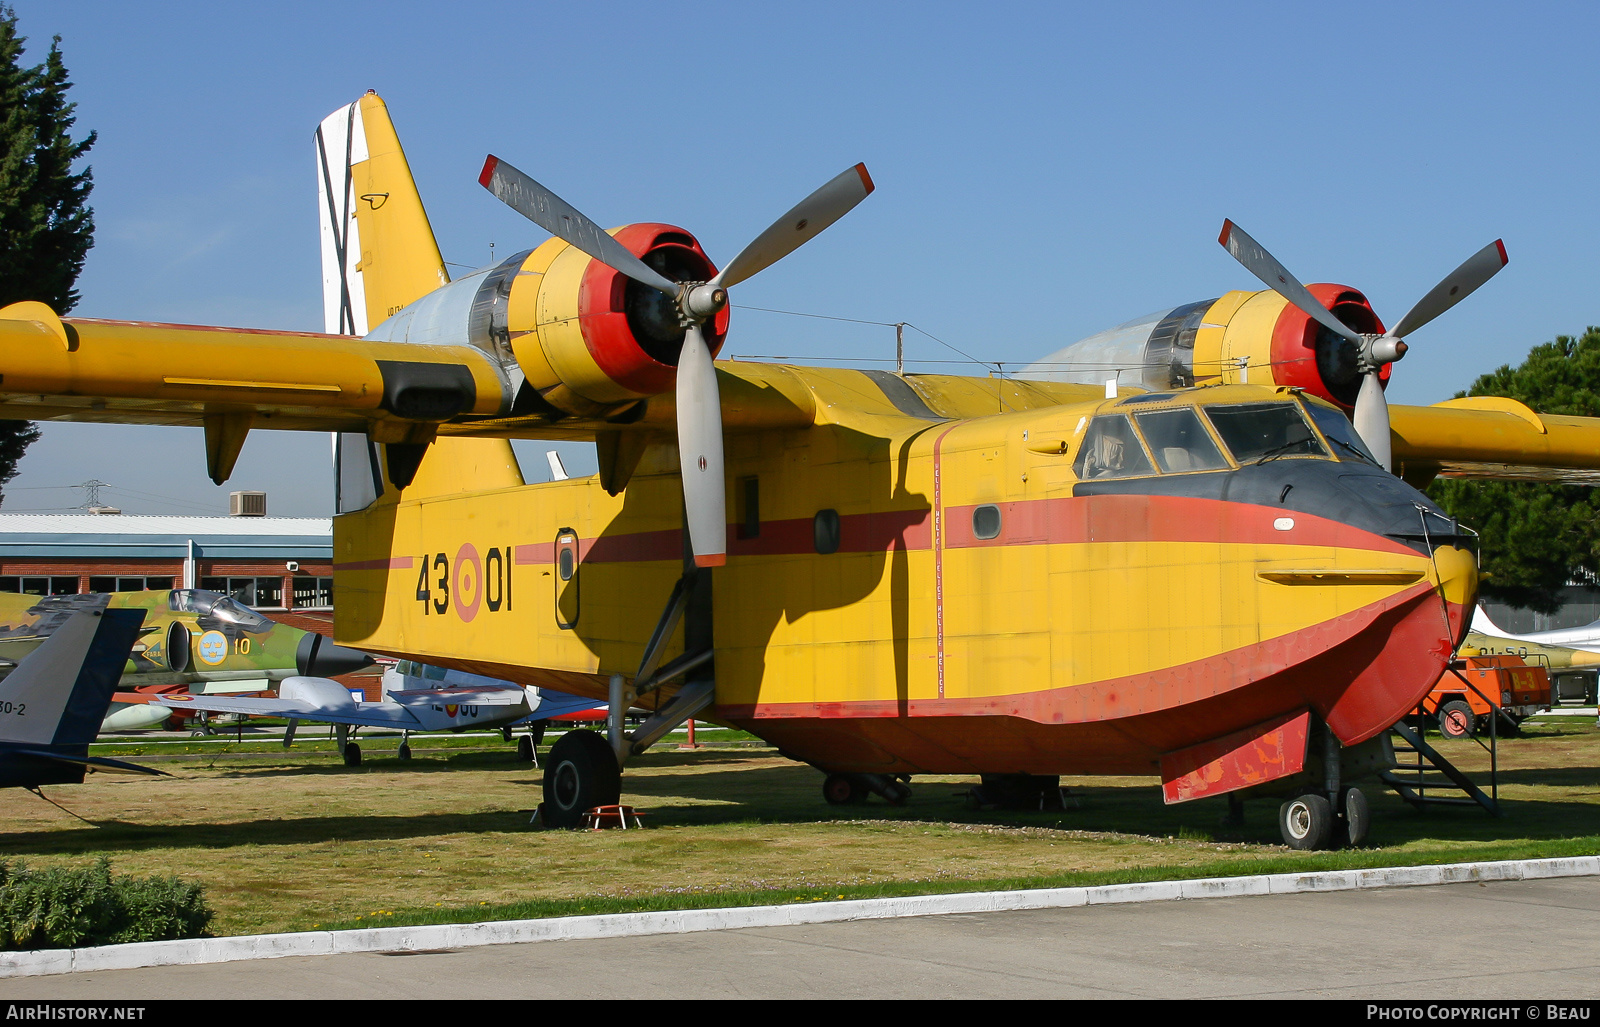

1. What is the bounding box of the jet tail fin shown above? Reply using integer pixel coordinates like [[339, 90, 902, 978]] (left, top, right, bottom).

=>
[[1471, 605, 1509, 636], [316, 91, 449, 336], [0, 607, 145, 751]]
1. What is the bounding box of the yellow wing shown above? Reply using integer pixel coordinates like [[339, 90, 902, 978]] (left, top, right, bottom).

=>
[[1391, 397, 1600, 487]]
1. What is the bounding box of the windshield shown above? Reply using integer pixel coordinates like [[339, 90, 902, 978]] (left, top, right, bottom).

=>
[[208, 596, 274, 633], [1134, 407, 1229, 473], [1204, 402, 1328, 464], [1301, 399, 1380, 465]]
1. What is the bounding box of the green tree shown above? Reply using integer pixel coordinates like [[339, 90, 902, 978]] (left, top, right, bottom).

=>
[[0, 7, 95, 504], [1427, 327, 1600, 613]]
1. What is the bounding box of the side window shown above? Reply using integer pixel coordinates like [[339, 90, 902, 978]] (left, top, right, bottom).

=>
[[1134, 408, 1229, 473], [1073, 414, 1156, 480], [972, 504, 1002, 540], [554, 528, 579, 630], [814, 509, 841, 555]]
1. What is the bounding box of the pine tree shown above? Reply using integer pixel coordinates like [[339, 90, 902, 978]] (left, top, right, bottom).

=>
[[1428, 327, 1600, 613], [0, 7, 95, 504]]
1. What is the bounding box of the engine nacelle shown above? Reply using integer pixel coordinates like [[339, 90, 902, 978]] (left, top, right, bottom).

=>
[[1024, 285, 1388, 410], [365, 223, 730, 419], [280, 676, 358, 709]]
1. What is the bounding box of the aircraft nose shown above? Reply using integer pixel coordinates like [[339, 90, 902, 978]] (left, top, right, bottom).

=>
[[295, 632, 374, 677]]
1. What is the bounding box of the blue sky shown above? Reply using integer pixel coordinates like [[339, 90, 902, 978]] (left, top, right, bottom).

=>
[[7, 1, 1597, 515]]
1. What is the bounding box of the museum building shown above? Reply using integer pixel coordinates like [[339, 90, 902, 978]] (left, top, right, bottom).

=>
[[0, 510, 334, 611]]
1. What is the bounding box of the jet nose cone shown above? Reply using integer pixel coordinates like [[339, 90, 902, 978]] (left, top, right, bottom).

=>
[[295, 632, 374, 677]]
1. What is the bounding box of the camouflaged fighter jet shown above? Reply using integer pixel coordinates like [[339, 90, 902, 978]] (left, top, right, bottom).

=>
[[0, 589, 373, 731]]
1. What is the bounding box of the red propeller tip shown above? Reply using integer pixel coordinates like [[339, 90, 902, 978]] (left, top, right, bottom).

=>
[[1218, 220, 1234, 246], [854, 163, 875, 194], [693, 554, 727, 569], [478, 155, 500, 188], [1495, 239, 1508, 266]]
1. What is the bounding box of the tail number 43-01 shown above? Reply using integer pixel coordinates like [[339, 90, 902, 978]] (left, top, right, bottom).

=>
[[415, 544, 512, 623]]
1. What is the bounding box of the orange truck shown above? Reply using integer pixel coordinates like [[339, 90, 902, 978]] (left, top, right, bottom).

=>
[[1422, 654, 1551, 739]]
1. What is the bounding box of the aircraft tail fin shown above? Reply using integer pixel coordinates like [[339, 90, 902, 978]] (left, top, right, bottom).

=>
[[0, 606, 145, 751], [1470, 604, 1509, 636], [316, 92, 449, 336]]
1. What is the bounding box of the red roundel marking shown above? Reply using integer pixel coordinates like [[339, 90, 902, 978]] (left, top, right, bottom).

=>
[[454, 543, 483, 623]]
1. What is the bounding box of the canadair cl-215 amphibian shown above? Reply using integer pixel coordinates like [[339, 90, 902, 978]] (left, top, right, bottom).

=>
[[3, 92, 1599, 847]]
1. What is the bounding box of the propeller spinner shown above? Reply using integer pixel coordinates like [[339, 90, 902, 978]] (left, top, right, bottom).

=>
[[1219, 220, 1507, 472], [480, 157, 875, 566]]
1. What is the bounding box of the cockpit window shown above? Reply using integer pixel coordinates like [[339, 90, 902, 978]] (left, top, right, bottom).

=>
[[168, 589, 273, 632], [1301, 399, 1380, 465], [1133, 408, 1229, 473], [1204, 402, 1328, 464], [1074, 414, 1156, 479], [168, 589, 213, 615], [207, 597, 275, 633]]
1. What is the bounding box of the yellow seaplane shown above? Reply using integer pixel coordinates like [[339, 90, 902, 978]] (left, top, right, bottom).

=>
[[2, 93, 1598, 849]]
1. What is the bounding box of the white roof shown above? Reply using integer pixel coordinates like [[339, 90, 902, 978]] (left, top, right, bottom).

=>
[[0, 514, 331, 536]]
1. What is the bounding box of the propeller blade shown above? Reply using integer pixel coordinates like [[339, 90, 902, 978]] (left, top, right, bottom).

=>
[[710, 164, 874, 290], [676, 323, 727, 567], [1353, 371, 1393, 472], [1388, 239, 1508, 340], [1218, 220, 1364, 347], [479, 155, 680, 296]]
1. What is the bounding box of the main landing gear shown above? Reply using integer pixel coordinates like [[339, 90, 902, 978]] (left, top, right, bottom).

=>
[[822, 773, 912, 806]]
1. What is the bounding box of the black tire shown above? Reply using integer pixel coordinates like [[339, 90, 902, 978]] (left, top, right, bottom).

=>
[[1342, 787, 1370, 848], [343, 742, 362, 768], [822, 772, 864, 805], [542, 729, 620, 829], [516, 735, 535, 763], [501, 726, 514, 742], [883, 780, 912, 806], [1438, 700, 1476, 739], [397, 743, 412, 761], [1279, 792, 1333, 850]]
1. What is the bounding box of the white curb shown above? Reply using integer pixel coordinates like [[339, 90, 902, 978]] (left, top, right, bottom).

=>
[[1, 855, 1595, 978]]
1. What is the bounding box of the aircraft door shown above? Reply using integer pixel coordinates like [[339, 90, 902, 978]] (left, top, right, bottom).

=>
[[554, 528, 579, 630]]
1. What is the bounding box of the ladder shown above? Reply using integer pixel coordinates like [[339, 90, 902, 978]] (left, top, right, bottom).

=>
[[1383, 668, 1503, 816]]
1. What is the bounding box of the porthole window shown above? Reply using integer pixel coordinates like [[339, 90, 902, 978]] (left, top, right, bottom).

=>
[[973, 504, 1002, 540], [814, 509, 841, 554]]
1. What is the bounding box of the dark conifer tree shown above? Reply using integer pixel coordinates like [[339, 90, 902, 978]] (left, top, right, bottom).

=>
[[0, 7, 95, 503], [1428, 327, 1600, 613]]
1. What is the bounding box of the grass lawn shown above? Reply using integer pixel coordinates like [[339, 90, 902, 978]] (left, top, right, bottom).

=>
[[0, 716, 1593, 938]]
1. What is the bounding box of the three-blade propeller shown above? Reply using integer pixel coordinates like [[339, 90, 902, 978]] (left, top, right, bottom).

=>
[[481, 157, 874, 567], [1219, 220, 1507, 472]]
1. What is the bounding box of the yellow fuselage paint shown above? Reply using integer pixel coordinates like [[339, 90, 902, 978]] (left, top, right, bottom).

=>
[[333, 372, 1471, 742]]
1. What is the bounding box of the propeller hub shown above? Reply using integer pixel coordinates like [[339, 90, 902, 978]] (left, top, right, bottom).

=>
[[1360, 335, 1408, 373], [683, 283, 728, 322]]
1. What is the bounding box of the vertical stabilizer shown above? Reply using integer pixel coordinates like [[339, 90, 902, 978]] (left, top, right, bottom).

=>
[[0, 607, 144, 749], [316, 92, 450, 335]]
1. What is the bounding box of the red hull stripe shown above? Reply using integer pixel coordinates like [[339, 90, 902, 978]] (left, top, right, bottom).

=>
[[506, 494, 1419, 565], [333, 556, 416, 571]]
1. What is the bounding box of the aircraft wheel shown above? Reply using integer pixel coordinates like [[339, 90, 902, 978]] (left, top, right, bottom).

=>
[[526, 720, 548, 749], [343, 742, 362, 768], [1341, 787, 1370, 848], [398, 743, 412, 761], [1438, 701, 1476, 739], [542, 729, 620, 829], [516, 735, 535, 763], [822, 773, 865, 805], [883, 780, 912, 806], [501, 726, 513, 742], [1278, 792, 1333, 850]]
